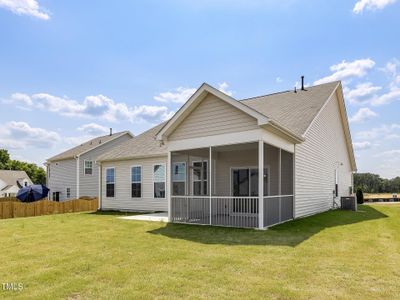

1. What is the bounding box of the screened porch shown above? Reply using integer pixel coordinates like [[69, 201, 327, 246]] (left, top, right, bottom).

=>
[[168, 141, 294, 229]]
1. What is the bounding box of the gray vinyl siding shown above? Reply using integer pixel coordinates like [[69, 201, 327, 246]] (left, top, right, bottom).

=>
[[79, 134, 132, 198], [47, 159, 77, 201], [169, 93, 259, 141], [101, 156, 168, 211], [295, 91, 353, 218]]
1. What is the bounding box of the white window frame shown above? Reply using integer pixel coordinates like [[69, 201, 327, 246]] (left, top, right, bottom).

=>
[[172, 161, 187, 196], [153, 163, 166, 199], [66, 187, 71, 198], [230, 165, 270, 197], [192, 160, 208, 196], [131, 165, 142, 198], [84, 160, 93, 176], [105, 167, 116, 198]]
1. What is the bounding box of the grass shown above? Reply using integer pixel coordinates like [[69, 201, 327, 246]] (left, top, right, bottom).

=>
[[0, 205, 399, 299]]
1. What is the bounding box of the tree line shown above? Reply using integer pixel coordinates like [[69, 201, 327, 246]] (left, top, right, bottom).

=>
[[354, 173, 400, 193], [0, 149, 46, 185]]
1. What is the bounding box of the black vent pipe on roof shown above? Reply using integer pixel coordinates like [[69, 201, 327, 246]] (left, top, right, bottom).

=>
[[110, 128, 112, 136], [301, 76, 305, 91]]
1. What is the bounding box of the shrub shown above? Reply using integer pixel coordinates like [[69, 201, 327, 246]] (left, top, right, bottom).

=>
[[356, 188, 364, 204]]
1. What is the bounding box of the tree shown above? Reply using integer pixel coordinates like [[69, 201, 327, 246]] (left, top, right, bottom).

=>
[[356, 188, 364, 204], [0, 149, 10, 169]]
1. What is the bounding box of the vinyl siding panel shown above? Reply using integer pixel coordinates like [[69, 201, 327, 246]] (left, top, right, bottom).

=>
[[169, 94, 259, 141], [47, 159, 77, 201], [80, 134, 132, 197], [101, 156, 168, 211], [295, 92, 353, 218]]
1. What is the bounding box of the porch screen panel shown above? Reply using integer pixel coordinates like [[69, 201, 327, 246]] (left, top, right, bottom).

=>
[[172, 162, 186, 196], [281, 196, 293, 221], [264, 197, 279, 226], [281, 151, 294, 195]]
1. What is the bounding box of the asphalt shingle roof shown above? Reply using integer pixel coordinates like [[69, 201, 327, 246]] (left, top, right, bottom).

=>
[[98, 81, 340, 161], [0, 170, 30, 186], [47, 131, 132, 162], [97, 123, 167, 162]]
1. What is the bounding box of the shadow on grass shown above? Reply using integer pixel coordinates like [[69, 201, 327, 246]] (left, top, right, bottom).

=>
[[148, 205, 387, 247], [85, 210, 143, 216]]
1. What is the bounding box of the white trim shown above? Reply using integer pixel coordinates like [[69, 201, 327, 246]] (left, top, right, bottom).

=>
[[171, 161, 187, 196], [130, 165, 142, 199], [84, 159, 93, 176], [167, 129, 295, 153], [258, 140, 264, 229], [98, 163, 102, 210], [209, 147, 212, 225], [167, 152, 172, 221], [105, 167, 116, 198], [153, 163, 166, 199], [156, 83, 269, 141], [76, 156, 80, 199]]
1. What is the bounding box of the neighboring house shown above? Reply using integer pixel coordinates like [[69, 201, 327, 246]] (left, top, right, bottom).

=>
[[46, 130, 133, 201], [97, 80, 357, 229], [0, 170, 33, 197]]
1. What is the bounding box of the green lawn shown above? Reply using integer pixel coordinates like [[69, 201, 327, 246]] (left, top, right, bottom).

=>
[[1, 205, 399, 299]]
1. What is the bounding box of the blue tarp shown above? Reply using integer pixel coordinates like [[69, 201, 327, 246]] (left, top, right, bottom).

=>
[[16, 184, 50, 203]]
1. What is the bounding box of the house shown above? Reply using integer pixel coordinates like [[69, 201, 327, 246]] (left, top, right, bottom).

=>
[[46, 130, 133, 201], [97, 80, 357, 229], [0, 170, 33, 197]]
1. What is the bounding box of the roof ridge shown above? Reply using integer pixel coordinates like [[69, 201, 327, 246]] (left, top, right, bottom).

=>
[[239, 80, 341, 102]]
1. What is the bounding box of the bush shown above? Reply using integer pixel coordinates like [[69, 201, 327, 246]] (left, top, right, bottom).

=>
[[356, 188, 364, 204]]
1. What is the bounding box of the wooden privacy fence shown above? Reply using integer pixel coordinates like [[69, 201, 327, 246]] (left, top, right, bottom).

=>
[[0, 198, 98, 219]]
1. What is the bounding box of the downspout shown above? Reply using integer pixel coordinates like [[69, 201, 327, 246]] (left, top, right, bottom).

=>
[[76, 155, 80, 199]]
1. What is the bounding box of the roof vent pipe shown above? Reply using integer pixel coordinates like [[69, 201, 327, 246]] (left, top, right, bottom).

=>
[[109, 128, 112, 136], [301, 76, 305, 91]]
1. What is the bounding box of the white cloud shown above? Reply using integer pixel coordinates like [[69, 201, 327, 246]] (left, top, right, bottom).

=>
[[349, 107, 378, 123], [217, 82, 233, 96], [8, 93, 172, 123], [356, 123, 400, 140], [78, 123, 109, 136], [276, 77, 283, 83], [344, 82, 382, 105], [154, 87, 197, 104], [0, 0, 50, 20], [314, 58, 375, 85], [154, 82, 233, 103], [374, 149, 400, 157], [353, 141, 372, 150], [0, 121, 60, 149], [370, 87, 400, 106], [353, 0, 396, 14]]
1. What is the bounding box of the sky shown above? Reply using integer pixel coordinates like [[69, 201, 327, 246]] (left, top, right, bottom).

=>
[[0, 0, 399, 178]]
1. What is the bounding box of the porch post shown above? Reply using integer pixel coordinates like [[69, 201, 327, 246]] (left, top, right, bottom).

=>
[[279, 148, 282, 223], [167, 151, 172, 222], [258, 140, 264, 229], [209, 146, 212, 225]]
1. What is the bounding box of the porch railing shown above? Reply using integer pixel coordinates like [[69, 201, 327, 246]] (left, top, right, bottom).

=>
[[171, 196, 259, 228], [171, 195, 293, 228]]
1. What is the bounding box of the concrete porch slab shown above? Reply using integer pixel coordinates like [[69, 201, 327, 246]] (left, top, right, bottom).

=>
[[119, 212, 168, 222]]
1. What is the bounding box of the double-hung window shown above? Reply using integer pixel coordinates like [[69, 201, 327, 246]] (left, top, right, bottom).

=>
[[153, 164, 166, 198], [66, 188, 71, 198], [172, 162, 186, 195], [192, 161, 208, 196], [106, 168, 115, 198], [84, 160, 93, 175], [131, 166, 142, 198]]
